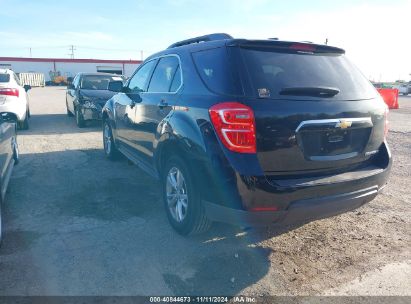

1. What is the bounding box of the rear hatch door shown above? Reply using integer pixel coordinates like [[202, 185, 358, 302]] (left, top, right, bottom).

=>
[[236, 41, 386, 175]]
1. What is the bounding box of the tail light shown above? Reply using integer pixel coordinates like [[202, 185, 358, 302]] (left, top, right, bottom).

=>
[[384, 106, 389, 139], [209, 102, 256, 153], [289, 43, 316, 52], [0, 88, 19, 97]]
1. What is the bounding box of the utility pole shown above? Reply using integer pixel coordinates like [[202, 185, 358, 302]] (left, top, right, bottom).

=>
[[68, 45, 76, 59], [29, 47, 32, 57], [325, 38, 328, 45], [140, 50, 144, 61]]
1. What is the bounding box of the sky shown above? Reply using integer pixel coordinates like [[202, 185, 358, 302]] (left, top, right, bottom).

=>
[[0, 0, 410, 81]]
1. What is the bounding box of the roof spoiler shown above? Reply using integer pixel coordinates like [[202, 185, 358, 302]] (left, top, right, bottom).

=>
[[167, 33, 233, 49]]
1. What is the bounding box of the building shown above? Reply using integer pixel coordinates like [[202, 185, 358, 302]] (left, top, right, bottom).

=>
[[0, 57, 142, 82]]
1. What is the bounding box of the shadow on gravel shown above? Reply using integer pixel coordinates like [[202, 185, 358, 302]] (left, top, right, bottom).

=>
[[20, 114, 102, 135], [0, 148, 278, 295], [0, 230, 41, 256]]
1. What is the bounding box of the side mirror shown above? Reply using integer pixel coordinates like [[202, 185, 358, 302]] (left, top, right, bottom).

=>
[[0, 112, 17, 123], [23, 85, 31, 92], [67, 77, 74, 84], [108, 80, 124, 92], [67, 83, 75, 90]]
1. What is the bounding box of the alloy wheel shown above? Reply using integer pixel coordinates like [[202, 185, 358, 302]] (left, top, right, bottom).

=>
[[166, 167, 188, 222], [103, 123, 112, 155]]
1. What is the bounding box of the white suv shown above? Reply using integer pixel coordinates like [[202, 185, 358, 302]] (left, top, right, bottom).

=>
[[0, 69, 31, 129]]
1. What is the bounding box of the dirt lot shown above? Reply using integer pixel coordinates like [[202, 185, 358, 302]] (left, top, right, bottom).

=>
[[0, 87, 409, 296]]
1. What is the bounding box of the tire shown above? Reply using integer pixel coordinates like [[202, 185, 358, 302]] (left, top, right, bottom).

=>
[[75, 107, 85, 128], [18, 111, 29, 130], [11, 136, 19, 165], [66, 99, 74, 117], [103, 120, 118, 160], [162, 155, 211, 235]]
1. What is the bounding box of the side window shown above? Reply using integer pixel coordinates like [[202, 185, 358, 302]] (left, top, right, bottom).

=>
[[169, 65, 182, 92], [148, 56, 180, 93], [128, 60, 157, 92], [192, 47, 238, 95]]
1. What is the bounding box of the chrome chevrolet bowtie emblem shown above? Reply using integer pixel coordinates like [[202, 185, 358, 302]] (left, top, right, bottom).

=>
[[336, 119, 352, 129]]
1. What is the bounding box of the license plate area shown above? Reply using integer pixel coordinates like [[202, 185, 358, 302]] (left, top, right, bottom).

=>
[[296, 118, 373, 161]]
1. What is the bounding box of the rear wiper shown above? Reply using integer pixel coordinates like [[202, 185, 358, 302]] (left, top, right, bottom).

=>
[[279, 86, 340, 97]]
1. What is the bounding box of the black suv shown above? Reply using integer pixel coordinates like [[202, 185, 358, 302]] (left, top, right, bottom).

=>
[[102, 33, 391, 235]]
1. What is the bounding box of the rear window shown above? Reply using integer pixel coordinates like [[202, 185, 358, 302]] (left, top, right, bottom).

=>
[[241, 48, 378, 100], [192, 47, 239, 95], [0, 74, 10, 83]]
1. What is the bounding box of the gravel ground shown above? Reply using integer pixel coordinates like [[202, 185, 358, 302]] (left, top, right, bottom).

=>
[[0, 87, 409, 296]]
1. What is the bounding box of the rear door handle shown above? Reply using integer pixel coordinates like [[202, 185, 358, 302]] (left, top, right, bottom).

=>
[[157, 99, 168, 109]]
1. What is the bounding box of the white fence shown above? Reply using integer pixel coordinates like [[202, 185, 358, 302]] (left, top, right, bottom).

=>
[[18, 73, 45, 87]]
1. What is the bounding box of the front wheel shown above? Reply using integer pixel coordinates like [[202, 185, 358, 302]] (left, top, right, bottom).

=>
[[75, 107, 85, 128], [103, 121, 118, 160], [162, 156, 211, 235]]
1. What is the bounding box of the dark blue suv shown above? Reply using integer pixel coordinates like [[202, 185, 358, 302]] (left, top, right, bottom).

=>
[[102, 33, 391, 235]]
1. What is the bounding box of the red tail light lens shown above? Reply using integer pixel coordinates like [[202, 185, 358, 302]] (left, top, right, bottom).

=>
[[289, 43, 316, 52], [384, 106, 389, 139], [0, 88, 19, 97], [209, 102, 256, 153]]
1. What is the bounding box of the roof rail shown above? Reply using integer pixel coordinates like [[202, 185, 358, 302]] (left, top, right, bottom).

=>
[[167, 33, 233, 49]]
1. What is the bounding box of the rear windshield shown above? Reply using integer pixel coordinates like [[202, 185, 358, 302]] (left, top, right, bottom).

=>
[[0, 74, 10, 83], [241, 48, 378, 100], [81, 75, 123, 90]]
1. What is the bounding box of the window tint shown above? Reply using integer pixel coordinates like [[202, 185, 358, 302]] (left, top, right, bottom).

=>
[[170, 65, 182, 92], [0, 74, 10, 83], [192, 47, 238, 95], [241, 48, 378, 100], [80, 75, 121, 90], [128, 60, 157, 92], [148, 56, 179, 92]]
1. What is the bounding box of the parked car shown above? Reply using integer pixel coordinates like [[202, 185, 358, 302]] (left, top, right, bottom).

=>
[[0, 69, 31, 130], [66, 73, 125, 127], [399, 83, 410, 95], [102, 33, 392, 235], [0, 112, 19, 243]]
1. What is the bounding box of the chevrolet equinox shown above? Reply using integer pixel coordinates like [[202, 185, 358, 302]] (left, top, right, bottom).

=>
[[102, 34, 391, 235]]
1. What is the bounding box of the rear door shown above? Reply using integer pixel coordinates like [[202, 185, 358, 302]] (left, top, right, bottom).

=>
[[236, 43, 386, 175], [131, 55, 181, 166]]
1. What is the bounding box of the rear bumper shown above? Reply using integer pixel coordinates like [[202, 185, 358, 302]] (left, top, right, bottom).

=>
[[204, 185, 380, 227], [0, 99, 27, 121], [204, 142, 392, 227]]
